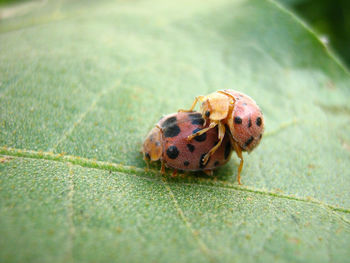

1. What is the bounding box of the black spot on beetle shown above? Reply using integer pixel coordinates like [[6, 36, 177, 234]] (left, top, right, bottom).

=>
[[244, 136, 254, 148], [214, 161, 220, 166], [166, 146, 179, 159], [191, 118, 204, 125], [145, 153, 150, 160], [205, 111, 210, 117], [224, 141, 231, 159], [164, 125, 181, 138], [184, 161, 190, 166], [234, 116, 242, 124], [161, 116, 181, 138], [187, 144, 195, 152], [256, 117, 262, 127], [248, 118, 252, 128], [188, 113, 204, 125], [192, 128, 207, 142], [188, 112, 202, 119], [199, 153, 210, 168], [161, 116, 177, 128]]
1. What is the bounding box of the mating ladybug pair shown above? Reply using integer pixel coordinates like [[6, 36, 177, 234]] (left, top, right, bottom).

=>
[[142, 90, 264, 184]]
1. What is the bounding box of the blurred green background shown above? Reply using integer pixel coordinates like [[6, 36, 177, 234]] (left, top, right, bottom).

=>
[[1, 0, 349, 68], [278, 0, 350, 68], [1, 0, 350, 262]]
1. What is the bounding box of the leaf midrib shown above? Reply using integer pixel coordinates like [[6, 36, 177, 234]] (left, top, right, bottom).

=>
[[1, 146, 350, 218]]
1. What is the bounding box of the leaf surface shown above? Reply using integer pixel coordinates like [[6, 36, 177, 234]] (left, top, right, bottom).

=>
[[1, 0, 350, 262]]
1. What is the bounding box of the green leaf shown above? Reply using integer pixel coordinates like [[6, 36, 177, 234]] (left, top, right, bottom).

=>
[[1, 0, 350, 262]]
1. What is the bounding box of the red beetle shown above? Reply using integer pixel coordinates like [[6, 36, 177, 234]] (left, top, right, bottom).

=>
[[142, 112, 233, 176], [180, 89, 264, 184]]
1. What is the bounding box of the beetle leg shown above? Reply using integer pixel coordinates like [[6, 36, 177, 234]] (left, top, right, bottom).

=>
[[202, 121, 225, 164], [160, 160, 165, 174], [171, 169, 178, 177], [232, 141, 244, 185], [187, 121, 217, 141], [144, 159, 149, 171], [178, 96, 205, 112], [204, 170, 213, 176], [217, 90, 236, 105]]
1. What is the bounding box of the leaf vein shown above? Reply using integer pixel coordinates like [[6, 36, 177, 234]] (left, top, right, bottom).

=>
[[49, 79, 123, 152], [161, 178, 215, 263], [65, 163, 75, 262], [1, 146, 350, 217]]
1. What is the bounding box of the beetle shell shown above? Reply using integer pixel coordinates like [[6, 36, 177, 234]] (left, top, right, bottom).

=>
[[224, 90, 264, 152], [143, 112, 233, 172], [200, 92, 231, 121]]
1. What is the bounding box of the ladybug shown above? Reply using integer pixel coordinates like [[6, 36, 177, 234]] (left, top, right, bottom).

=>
[[179, 89, 264, 184], [142, 112, 233, 176]]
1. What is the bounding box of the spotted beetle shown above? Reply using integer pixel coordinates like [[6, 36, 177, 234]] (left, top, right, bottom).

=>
[[142, 112, 233, 176], [179, 90, 264, 184]]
